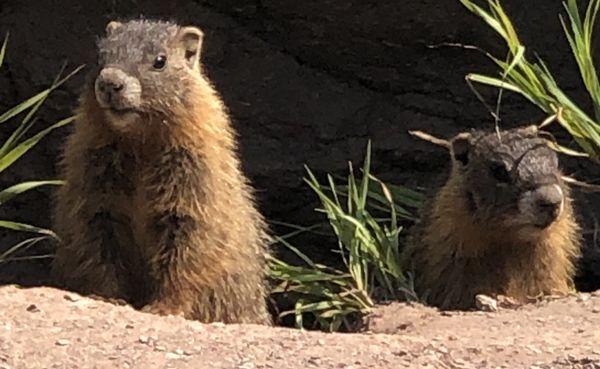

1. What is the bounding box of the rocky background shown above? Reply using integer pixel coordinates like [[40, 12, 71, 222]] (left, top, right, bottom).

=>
[[0, 0, 598, 290]]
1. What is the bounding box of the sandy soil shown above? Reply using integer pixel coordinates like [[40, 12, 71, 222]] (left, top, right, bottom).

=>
[[1, 286, 599, 369]]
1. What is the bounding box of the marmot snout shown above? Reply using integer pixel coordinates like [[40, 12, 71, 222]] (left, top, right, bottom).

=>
[[94, 67, 142, 112]]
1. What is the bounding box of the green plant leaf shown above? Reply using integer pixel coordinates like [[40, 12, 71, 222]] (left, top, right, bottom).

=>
[[0, 33, 8, 68], [0, 236, 50, 264], [0, 116, 74, 174], [0, 180, 63, 206], [0, 220, 58, 239]]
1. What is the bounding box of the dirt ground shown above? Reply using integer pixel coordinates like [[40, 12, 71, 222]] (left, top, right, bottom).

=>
[[1, 285, 599, 369]]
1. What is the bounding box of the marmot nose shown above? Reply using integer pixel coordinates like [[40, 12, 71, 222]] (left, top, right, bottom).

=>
[[96, 69, 126, 93], [533, 184, 564, 227], [98, 80, 124, 93], [94, 67, 129, 107]]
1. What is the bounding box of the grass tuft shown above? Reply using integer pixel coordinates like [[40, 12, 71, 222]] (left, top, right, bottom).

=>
[[0, 34, 82, 264], [461, 0, 600, 160], [268, 142, 422, 331]]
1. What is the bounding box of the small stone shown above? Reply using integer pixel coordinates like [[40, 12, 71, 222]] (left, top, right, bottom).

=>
[[125, 324, 134, 329], [174, 348, 184, 356], [592, 307, 600, 314], [577, 294, 590, 302], [475, 294, 498, 312], [26, 304, 40, 313], [154, 345, 166, 352], [63, 294, 80, 302], [526, 345, 542, 354], [317, 339, 325, 346], [307, 357, 322, 367], [138, 336, 150, 344], [165, 352, 181, 360], [55, 339, 70, 346]]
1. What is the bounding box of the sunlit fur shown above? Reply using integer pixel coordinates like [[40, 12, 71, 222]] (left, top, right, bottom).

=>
[[403, 129, 581, 310], [51, 20, 271, 324]]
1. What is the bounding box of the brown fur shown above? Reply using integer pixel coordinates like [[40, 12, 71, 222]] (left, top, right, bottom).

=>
[[52, 20, 271, 324], [403, 129, 581, 310]]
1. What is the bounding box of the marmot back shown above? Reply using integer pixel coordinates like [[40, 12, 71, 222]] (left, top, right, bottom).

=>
[[52, 19, 271, 324], [403, 126, 581, 310]]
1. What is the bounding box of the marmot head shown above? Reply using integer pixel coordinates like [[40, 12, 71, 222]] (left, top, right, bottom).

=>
[[91, 19, 204, 131], [450, 126, 567, 235]]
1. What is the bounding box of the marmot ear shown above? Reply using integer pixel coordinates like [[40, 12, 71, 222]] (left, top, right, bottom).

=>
[[178, 26, 204, 69], [106, 21, 122, 35], [451, 133, 472, 165]]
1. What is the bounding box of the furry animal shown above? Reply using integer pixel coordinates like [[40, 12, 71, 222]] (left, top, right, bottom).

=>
[[52, 19, 271, 324], [403, 126, 581, 310]]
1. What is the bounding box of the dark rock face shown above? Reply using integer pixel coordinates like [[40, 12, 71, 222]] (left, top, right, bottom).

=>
[[0, 0, 598, 290]]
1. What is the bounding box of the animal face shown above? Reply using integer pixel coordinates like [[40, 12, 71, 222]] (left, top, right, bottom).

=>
[[92, 19, 204, 130], [451, 127, 565, 233]]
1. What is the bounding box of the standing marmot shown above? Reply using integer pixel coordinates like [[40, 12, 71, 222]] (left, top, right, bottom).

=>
[[52, 19, 271, 324], [403, 126, 581, 310]]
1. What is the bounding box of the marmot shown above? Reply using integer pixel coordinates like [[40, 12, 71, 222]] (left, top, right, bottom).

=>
[[51, 19, 271, 324], [403, 126, 581, 310]]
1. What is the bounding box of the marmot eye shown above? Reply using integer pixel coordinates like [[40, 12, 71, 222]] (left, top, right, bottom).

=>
[[153, 54, 167, 70], [489, 162, 510, 183]]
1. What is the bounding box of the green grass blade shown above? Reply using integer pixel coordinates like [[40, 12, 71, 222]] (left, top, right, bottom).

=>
[[0, 64, 84, 125], [467, 74, 525, 94], [0, 90, 51, 125], [0, 33, 8, 68], [0, 118, 37, 158], [0, 116, 74, 174], [0, 236, 49, 264], [358, 141, 372, 210], [0, 180, 64, 206], [0, 220, 58, 239]]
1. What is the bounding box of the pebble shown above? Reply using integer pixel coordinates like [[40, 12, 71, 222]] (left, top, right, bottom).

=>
[[55, 339, 70, 346], [26, 304, 40, 313], [63, 294, 80, 302], [165, 352, 181, 360], [475, 294, 498, 312], [138, 335, 150, 344], [577, 294, 590, 302]]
